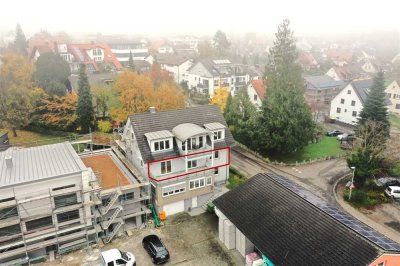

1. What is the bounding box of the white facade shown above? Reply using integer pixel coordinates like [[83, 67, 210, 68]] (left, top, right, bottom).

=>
[[158, 46, 174, 54], [330, 83, 363, 125], [87, 48, 104, 62], [361, 60, 377, 73], [247, 83, 263, 108], [326, 67, 341, 81], [386, 80, 400, 115], [161, 60, 193, 83]]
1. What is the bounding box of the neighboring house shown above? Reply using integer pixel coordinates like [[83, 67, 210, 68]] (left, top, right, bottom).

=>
[[246, 79, 265, 108], [108, 42, 149, 67], [0, 132, 9, 152], [325, 49, 354, 66], [360, 59, 378, 73], [0, 142, 150, 264], [304, 75, 347, 104], [326, 65, 368, 81], [329, 79, 374, 124], [214, 173, 400, 265], [133, 60, 151, 73], [169, 36, 200, 53], [156, 54, 193, 83], [158, 45, 174, 54], [68, 43, 123, 73], [116, 105, 235, 216], [298, 51, 319, 71], [386, 80, 400, 115], [187, 59, 251, 97]]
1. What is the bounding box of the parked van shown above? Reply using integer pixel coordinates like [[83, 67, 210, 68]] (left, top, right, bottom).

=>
[[101, 249, 136, 266], [385, 186, 400, 199]]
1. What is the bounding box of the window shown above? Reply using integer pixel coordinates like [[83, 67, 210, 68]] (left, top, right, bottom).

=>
[[0, 224, 20, 237], [340, 98, 345, 104], [214, 150, 219, 159], [92, 48, 102, 56], [213, 130, 223, 140], [154, 140, 170, 151], [199, 136, 203, 148], [189, 177, 212, 190], [352, 111, 357, 117], [254, 94, 257, 101], [57, 210, 80, 223], [161, 161, 172, 174], [116, 259, 126, 265], [121, 192, 134, 201], [187, 160, 198, 169], [351, 100, 356, 106], [162, 182, 185, 197], [387, 93, 392, 98], [0, 206, 18, 220], [54, 193, 78, 208], [206, 176, 212, 185], [347, 90, 351, 94], [26, 216, 53, 231], [214, 168, 219, 175], [336, 107, 341, 113]]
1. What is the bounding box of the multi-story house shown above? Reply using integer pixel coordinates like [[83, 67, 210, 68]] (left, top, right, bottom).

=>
[[0, 142, 150, 264], [117, 105, 235, 216], [326, 65, 369, 82], [187, 59, 252, 97], [108, 42, 149, 67], [156, 55, 193, 84], [386, 80, 400, 115], [304, 75, 347, 104], [329, 79, 374, 125]]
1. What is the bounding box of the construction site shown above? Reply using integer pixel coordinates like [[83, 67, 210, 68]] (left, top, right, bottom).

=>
[[0, 142, 151, 265]]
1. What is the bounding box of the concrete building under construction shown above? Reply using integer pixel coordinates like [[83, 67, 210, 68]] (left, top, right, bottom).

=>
[[0, 142, 150, 265]]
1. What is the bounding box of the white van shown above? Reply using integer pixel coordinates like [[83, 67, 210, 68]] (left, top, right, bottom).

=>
[[101, 249, 136, 266], [385, 186, 400, 199]]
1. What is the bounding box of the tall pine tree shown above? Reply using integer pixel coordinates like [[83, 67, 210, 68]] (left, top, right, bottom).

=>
[[258, 19, 315, 153], [358, 71, 389, 135], [12, 24, 28, 57], [77, 64, 94, 133]]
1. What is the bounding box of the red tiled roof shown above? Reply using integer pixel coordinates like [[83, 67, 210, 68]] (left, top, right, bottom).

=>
[[326, 49, 353, 62], [68, 43, 122, 70], [298, 52, 317, 66], [251, 79, 266, 100]]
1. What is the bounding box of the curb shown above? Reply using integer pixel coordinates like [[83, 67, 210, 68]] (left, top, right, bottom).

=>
[[333, 172, 351, 205]]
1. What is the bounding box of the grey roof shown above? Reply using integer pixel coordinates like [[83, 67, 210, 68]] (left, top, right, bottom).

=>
[[188, 59, 250, 78], [172, 123, 209, 142], [214, 173, 384, 266], [0, 142, 87, 188], [144, 130, 174, 141], [304, 75, 347, 89], [128, 105, 235, 163], [204, 122, 225, 131], [351, 79, 374, 103]]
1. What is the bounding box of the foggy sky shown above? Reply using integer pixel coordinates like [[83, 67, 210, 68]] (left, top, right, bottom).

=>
[[1, 0, 399, 36]]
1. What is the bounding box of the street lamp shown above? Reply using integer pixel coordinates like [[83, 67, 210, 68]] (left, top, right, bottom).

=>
[[349, 166, 356, 201]]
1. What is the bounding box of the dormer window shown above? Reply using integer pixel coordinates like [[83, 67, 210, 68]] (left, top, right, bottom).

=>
[[154, 140, 170, 151], [214, 130, 223, 140]]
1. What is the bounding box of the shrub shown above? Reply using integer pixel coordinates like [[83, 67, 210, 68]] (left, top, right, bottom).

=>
[[97, 120, 112, 133]]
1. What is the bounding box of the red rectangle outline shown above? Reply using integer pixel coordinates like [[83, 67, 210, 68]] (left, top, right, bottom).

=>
[[147, 146, 230, 182]]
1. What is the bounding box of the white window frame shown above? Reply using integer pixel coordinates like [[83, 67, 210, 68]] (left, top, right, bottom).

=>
[[161, 160, 172, 175], [187, 159, 198, 169], [206, 176, 212, 185], [189, 177, 212, 190], [213, 130, 223, 140], [162, 182, 185, 197], [154, 139, 171, 152]]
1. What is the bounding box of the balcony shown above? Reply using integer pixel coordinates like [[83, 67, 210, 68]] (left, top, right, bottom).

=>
[[150, 164, 216, 182]]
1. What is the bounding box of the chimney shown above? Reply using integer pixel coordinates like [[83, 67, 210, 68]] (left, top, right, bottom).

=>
[[5, 155, 12, 168], [149, 107, 156, 114]]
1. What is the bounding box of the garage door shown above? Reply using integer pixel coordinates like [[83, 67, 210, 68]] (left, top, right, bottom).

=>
[[163, 201, 185, 216]]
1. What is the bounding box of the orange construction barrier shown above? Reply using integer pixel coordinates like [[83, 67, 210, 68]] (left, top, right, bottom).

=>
[[159, 211, 166, 221]]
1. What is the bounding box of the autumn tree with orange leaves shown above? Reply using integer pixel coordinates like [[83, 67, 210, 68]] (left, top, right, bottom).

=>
[[210, 87, 230, 112]]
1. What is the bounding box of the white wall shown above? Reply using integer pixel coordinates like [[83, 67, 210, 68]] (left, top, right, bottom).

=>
[[326, 67, 340, 81], [330, 84, 363, 125], [247, 84, 262, 108], [386, 80, 400, 115]]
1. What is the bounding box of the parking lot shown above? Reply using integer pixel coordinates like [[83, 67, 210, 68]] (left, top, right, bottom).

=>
[[39, 212, 243, 266]]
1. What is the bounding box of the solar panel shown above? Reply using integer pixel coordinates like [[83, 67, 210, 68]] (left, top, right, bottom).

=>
[[268, 173, 400, 252]]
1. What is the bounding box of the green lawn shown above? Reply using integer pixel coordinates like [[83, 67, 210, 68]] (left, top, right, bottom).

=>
[[0, 129, 62, 146], [266, 135, 347, 163], [389, 114, 400, 130]]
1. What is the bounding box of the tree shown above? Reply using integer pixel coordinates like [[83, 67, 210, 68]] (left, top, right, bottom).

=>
[[0, 53, 35, 136], [11, 24, 28, 57], [258, 19, 315, 154], [128, 51, 135, 71], [34, 53, 71, 96], [147, 63, 172, 88], [92, 86, 110, 119], [153, 82, 186, 111], [198, 41, 216, 59], [358, 71, 389, 136], [213, 30, 230, 57], [210, 87, 230, 112], [76, 65, 95, 133], [347, 120, 386, 187]]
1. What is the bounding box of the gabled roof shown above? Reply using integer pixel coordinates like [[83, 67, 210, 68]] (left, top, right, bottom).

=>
[[330, 65, 366, 81], [250, 79, 266, 100], [351, 79, 374, 104], [0, 142, 87, 188], [128, 105, 235, 162], [214, 173, 391, 266], [156, 54, 190, 66], [304, 75, 347, 89]]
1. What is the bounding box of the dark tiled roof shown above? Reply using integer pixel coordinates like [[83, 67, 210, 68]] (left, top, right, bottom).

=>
[[352, 79, 373, 104], [213, 173, 382, 266], [129, 105, 235, 163], [304, 75, 347, 89]]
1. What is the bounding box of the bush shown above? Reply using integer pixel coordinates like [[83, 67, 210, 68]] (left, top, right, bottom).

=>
[[389, 162, 400, 176], [97, 120, 112, 133]]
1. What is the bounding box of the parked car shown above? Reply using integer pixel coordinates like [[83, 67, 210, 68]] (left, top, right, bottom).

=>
[[142, 234, 170, 264], [101, 249, 136, 266], [385, 186, 400, 199], [337, 133, 355, 141], [326, 130, 343, 137], [375, 177, 400, 188]]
